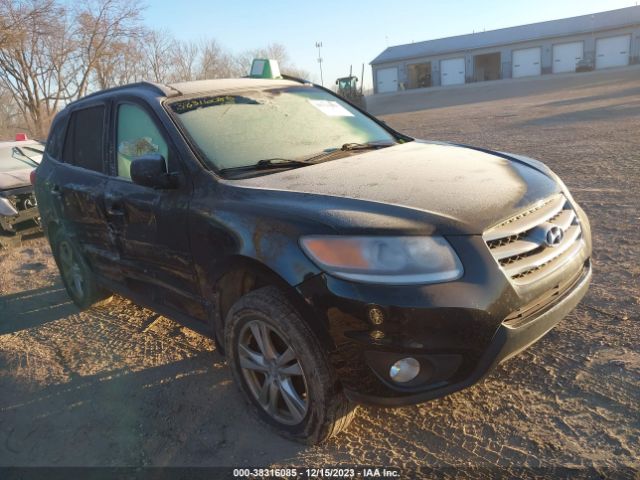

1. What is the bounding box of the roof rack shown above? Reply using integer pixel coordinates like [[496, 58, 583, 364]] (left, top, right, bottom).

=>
[[280, 74, 313, 85], [78, 81, 179, 102], [76, 76, 313, 107]]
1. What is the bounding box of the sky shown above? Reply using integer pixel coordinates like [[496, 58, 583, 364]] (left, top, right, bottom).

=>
[[143, 0, 638, 90]]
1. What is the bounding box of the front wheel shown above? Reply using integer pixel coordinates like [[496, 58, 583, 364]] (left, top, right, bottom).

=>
[[225, 286, 356, 444]]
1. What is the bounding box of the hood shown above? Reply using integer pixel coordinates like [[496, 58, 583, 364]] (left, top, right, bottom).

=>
[[0, 168, 32, 191], [235, 141, 560, 234]]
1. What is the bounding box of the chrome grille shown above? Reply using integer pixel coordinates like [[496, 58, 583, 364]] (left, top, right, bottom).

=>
[[484, 194, 583, 284]]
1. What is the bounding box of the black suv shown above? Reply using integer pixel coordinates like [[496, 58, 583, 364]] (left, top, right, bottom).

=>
[[35, 76, 592, 444]]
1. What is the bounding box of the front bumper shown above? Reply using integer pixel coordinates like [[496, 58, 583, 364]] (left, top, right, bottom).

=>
[[344, 261, 591, 406], [297, 227, 592, 407], [0, 186, 41, 246]]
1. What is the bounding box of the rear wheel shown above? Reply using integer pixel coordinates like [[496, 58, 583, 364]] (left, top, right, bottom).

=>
[[51, 229, 112, 309], [225, 286, 356, 444]]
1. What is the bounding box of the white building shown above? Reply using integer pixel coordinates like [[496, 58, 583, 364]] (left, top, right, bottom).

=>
[[371, 6, 640, 94]]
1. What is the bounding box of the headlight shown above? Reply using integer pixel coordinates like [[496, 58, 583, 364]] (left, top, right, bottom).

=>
[[0, 197, 18, 216], [300, 236, 463, 285]]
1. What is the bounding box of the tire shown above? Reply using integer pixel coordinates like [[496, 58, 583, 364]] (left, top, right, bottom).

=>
[[225, 286, 356, 444], [51, 229, 112, 309]]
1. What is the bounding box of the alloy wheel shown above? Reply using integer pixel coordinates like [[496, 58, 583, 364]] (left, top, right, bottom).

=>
[[58, 240, 84, 300], [238, 320, 309, 425]]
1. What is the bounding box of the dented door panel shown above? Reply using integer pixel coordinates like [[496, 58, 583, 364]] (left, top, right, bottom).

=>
[[50, 163, 119, 280], [104, 177, 205, 320]]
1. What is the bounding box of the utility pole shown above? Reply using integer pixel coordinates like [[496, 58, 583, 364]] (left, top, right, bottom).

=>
[[315, 41, 324, 86]]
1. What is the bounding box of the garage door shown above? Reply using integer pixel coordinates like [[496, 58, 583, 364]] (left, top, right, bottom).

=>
[[596, 35, 631, 69], [512, 47, 541, 78], [440, 58, 465, 86], [553, 42, 583, 74], [376, 67, 398, 93]]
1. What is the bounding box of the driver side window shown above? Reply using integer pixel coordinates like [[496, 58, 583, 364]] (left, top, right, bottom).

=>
[[117, 104, 169, 180]]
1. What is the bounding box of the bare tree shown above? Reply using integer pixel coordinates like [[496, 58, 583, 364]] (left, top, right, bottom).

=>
[[0, 0, 73, 137], [168, 40, 199, 82], [198, 38, 240, 79], [0, 0, 145, 137], [68, 0, 145, 98], [0, 85, 24, 139], [141, 29, 175, 83], [93, 37, 147, 89], [0, 0, 55, 49]]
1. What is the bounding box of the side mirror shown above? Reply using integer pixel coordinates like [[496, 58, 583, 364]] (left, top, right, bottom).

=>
[[130, 153, 176, 189]]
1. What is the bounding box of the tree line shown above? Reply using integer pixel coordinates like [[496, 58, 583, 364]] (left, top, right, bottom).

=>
[[0, 0, 309, 139]]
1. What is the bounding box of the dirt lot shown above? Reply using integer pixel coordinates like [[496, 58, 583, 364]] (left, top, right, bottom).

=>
[[1, 67, 639, 476]]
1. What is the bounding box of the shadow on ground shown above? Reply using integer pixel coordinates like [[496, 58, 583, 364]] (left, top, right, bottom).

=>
[[0, 284, 77, 334]]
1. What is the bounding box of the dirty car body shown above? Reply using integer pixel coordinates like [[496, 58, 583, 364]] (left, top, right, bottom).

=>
[[35, 77, 591, 432], [0, 140, 43, 247]]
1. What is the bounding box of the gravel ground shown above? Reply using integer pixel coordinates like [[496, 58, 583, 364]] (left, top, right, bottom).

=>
[[1, 67, 638, 477]]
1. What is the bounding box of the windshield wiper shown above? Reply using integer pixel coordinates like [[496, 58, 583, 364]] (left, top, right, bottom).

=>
[[220, 157, 311, 174], [299, 141, 396, 164], [256, 158, 311, 168], [340, 141, 395, 151], [220, 142, 397, 175], [11, 148, 39, 168]]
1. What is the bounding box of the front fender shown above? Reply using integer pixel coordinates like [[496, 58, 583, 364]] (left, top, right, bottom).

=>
[[190, 199, 330, 290]]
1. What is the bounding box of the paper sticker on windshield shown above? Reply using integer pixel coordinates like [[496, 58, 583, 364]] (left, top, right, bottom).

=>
[[308, 100, 354, 117]]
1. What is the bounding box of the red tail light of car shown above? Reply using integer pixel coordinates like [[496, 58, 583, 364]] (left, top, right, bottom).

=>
[[30, 169, 37, 186], [15, 133, 28, 141]]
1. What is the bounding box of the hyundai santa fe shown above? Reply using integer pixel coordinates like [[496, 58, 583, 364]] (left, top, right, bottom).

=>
[[34, 63, 592, 444]]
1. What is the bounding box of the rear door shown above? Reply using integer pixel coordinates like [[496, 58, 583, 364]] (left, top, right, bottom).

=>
[[44, 103, 120, 280], [104, 100, 206, 320]]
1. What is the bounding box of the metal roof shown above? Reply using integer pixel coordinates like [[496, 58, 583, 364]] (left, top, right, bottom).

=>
[[371, 6, 640, 65]]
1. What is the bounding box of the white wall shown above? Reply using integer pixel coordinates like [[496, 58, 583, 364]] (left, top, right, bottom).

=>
[[371, 26, 640, 93]]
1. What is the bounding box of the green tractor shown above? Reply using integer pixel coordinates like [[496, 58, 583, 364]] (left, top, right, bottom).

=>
[[335, 64, 366, 110]]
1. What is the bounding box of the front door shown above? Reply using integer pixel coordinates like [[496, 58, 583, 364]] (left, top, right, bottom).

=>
[[104, 101, 206, 320]]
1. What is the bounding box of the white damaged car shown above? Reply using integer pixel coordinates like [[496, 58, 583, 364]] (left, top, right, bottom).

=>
[[0, 135, 44, 248]]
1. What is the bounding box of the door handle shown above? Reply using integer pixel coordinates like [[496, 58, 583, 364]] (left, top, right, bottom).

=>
[[104, 197, 125, 217], [106, 203, 124, 217], [50, 185, 62, 197]]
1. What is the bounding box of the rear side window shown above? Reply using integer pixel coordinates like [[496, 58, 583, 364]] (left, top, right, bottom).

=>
[[45, 114, 67, 159], [62, 106, 105, 173]]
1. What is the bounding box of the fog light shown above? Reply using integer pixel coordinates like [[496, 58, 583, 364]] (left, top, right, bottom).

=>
[[370, 330, 385, 340], [389, 357, 420, 383], [368, 307, 385, 325]]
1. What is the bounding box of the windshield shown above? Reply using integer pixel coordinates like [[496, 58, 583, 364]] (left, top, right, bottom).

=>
[[0, 145, 43, 172], [169, 86, 397, 171]]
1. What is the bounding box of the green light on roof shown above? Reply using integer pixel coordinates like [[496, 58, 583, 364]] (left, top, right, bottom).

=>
[[249, 59, 282, 79]]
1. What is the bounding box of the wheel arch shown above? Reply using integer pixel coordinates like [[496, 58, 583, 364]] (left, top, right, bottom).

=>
[[211, 255, 333, 355]]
